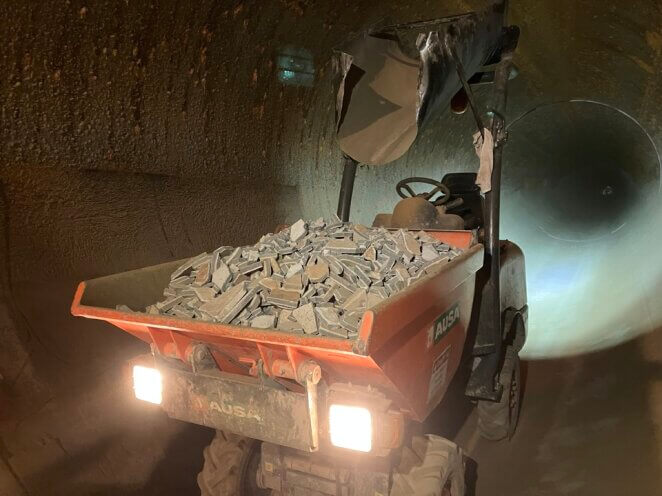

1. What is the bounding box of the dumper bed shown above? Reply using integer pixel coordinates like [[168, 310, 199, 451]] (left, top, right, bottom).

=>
[[72, 230, 482, 421]]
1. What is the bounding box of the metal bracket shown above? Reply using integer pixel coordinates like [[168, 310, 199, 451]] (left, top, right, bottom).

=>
[[188, 344, 217, 373], [297, 360, 322, 451], [488, 111, 508, 146]]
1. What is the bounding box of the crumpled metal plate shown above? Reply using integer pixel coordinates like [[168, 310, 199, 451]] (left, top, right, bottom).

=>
[[334, 1, 506, 165]]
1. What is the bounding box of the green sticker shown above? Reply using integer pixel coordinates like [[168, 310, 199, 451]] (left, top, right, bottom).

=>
[[433, 303, 460, 345]]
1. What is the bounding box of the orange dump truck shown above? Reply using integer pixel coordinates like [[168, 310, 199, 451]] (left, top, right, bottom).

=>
[[72, 2, 527, 494]]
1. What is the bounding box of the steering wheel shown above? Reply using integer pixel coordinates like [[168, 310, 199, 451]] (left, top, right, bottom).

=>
[[396, 177, 451, 206]]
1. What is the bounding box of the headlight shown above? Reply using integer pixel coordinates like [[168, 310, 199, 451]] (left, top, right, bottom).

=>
[[329, 404, 372, 452], [132, 365, 162, 404]]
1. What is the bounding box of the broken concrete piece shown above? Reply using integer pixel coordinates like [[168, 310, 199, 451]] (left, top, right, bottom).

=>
[[171, 252, 208, 281], [156, 294, 186, 312], [325, 256, 343, 275], [193, 286, 217, 302], [212, 246, 233, 270], [199, 283, 246, 320], [170, 275, 194, 288], [305, 262, 329, 283], [363, 245, 376, 262], [332, 285, 352, 304], [422, 244, 440, 261], [258, 277, 280, 291], [285, 263, 304, 279], [325, 238, 361, 254], [238, 261, 263, 275], [344, 263, 371, 289], [276, 309, 303, 332], [266, 288, 301, 309], [283, 272, 303, 291], [193, 261, 211, 287], [315, 306, 340, 327], [353, 224, 370, 236], [251, 314, 277, 329], [146, 305, 160, 315], [366, 291, 384, 309], [290, 219, 308, 242], [248, 294, 261, 311], [339, 312, 361, 333], [416, 231, 437, 243], [394, 265, 410, 283], [173, 306, 194, 319], [245, 249, 259, 262], [212, 262, 232, 290], [342, 288, 367, 312], [280, 309, 293, 321], [310, 217, 325, 229], [219, 286, 256, 323], [320, 325, 348, 338], [328, 272, 354, 293], [402, 232, 421, 256], [292, 303, 318, 334], [385, 277, 404, 295]]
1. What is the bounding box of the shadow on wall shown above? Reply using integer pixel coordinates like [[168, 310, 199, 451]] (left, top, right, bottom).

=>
[[502, 100, 662, 358]]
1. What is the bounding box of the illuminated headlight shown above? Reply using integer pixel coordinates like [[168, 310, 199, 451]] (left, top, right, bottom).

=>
[[329, 404, 372, 452], [132, 365, 162, 404]]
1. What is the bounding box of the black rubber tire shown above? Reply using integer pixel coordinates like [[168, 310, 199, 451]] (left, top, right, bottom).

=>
[[477, 346, 521, 441], [197, 430, 270, 496], [390, 435, 465, 496]]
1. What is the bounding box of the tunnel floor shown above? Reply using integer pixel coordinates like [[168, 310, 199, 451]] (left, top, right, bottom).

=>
[[455, 329, 662, 495], [2, 326, 660, 495]]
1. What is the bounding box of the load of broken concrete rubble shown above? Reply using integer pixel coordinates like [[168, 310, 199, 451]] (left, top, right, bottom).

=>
[[145, 218, 463, 339]]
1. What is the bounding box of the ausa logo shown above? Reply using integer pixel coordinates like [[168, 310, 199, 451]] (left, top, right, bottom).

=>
[[209, 399, 262, 422], [430, 303, 460, 346]]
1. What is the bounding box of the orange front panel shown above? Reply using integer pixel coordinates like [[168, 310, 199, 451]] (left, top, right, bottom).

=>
[[372, 280, 475, 420]]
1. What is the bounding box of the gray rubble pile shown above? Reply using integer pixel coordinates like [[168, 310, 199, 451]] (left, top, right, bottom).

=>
[[143, 218, 463, 339]]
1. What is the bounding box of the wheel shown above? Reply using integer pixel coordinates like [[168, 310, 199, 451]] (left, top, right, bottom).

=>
[[477, 346, 521, 441], [391, 435, 465, 496], [197, 430, 270, 496]]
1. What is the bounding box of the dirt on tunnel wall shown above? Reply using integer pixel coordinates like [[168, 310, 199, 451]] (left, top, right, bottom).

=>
[[0, 0, 660, 494]]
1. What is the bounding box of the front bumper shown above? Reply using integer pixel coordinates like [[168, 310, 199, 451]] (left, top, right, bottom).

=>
[[160, 364, 315, 451]]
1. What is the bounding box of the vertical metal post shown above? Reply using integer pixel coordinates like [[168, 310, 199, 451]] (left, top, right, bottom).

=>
[[481, 27, 518, 396], [337, 155, 358, 222]]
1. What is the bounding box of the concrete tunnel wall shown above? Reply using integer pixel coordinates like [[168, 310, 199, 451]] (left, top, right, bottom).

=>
[[0, 0, 661, 493]]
